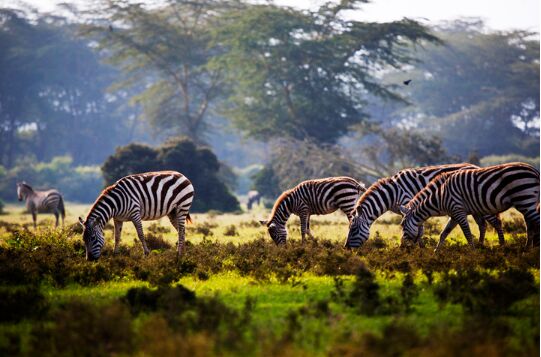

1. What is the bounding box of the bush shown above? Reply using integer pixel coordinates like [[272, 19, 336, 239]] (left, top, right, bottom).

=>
[[101, 137, 240, 212], [0, 156, 102, 202]]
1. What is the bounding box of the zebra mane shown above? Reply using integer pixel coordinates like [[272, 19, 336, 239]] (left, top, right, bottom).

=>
[[357, 176, 395, 202], [86, 183, 118, 222], [267, 188, 293, 225], [408, 172, 450, 209], [18, 182, 33, 191]]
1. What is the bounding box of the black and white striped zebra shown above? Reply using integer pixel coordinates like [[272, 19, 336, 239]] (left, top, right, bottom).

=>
[[16, 181, 65, 229], [400, 162, 540, 251], [260, 177, 366, 244], [78, 171, 194, 260], [345, 163, 505, 248]]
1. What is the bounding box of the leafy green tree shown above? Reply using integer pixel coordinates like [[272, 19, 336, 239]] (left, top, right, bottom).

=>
[[214, 1, 439, 144], [0, 8, 140, 167], [82, 0, 237, 142], [101, 138, 240, 212], [395, 19, 539, 157], [101, 143, 160, 185], [253, 138, 369, 198]]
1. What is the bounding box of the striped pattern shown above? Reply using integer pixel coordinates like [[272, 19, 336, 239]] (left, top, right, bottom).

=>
[[346, 163, 504, 248], [79, 171, 194, 260], [401, 162, 540, 250], [17, 182, 65, 229], [261, 177, 365, 244]]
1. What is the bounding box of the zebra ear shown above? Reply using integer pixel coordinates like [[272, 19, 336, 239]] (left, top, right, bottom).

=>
[[259, 220, 268, 226], [399, 205, 410, 216], [78, 217, 85, 227]]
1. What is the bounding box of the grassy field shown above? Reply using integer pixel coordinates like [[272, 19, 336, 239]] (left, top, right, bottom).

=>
[[0, 202, 538, 356]]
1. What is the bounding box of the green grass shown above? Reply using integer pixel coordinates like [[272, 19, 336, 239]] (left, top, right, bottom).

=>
[[0, 205, 538, 356]]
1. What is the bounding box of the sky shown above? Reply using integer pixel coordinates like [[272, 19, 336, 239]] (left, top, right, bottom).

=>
[[6, 0, 540, 32]]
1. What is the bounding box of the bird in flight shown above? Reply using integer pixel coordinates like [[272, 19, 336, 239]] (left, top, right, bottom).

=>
[[403, 79, 412, 86]]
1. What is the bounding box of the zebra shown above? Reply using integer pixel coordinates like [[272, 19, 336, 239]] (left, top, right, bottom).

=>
[[78, 171, 194, 260], [260, 177, 366, 244], [345, 163, 505, 248], [16, 181, 65, 229], [400, 162, 540, 251], [247, 190, 261, 210]]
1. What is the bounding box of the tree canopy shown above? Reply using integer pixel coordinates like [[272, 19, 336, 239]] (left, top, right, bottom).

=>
[[102, 138, 240, 212], [213, 1, 440, 143]]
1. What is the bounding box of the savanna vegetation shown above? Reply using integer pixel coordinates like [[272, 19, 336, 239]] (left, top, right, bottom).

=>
[[0, 204, 538, 356], [0, 0, 538, 355]]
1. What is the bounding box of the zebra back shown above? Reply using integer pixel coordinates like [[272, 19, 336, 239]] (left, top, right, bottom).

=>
[[266, 176, 364, 226], [86, 171, 194, 227]]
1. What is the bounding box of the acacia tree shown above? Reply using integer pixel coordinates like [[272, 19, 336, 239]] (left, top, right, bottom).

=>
[[392, 19, 540, 157], [0, 8, 135, 167], [82, 0, 237, 142], [213, 1, 440, 144]]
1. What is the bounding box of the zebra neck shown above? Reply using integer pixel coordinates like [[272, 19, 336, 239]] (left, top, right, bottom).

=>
[[87, 198, 116, 229], [270, 199, 292, 227]]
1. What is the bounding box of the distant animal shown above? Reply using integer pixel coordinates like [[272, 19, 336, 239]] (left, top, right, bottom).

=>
[[78, 171, 194, 260], [247, 190, 261, 210], [346, 163, 504, 248], [260, 177, 366, 245], [403, 79, 412, 85], [400, 162, 540, 251], [16, 181, 65, 229]]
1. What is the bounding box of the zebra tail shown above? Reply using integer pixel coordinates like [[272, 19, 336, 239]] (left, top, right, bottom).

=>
[[186, 213, 193, 224], [58, 196, 66, 218]]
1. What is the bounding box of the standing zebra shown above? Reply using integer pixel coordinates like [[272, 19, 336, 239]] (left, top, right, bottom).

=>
[[247, 190, 261, 210], [345, 163, 504, 248], [400, 162, 539, 251], [260, 177, 365, 244], [17, 182, 65, 229], [78, 171, 194, 260]]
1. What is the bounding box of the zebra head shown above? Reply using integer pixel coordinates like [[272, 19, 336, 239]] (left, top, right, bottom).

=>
[[399, 205, 421, 245], [16, 182, 29, 201], [78, 217, 105, 261], [345, 215, 371, 248], [260, 220, 287, 245]]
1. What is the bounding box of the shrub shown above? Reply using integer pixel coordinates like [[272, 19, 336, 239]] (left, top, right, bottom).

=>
[[101, 138, 240, 212]]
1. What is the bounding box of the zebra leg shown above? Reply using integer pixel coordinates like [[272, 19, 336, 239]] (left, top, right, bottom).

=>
[[54, 212, 59, 227], [113, 219, 123, 254], [299, 210, 309, 244], [452, 211, 475, 248], [472, 215, 486, 246], [168, 210, 189, 255], [306, 214, 314, 239], [32, 211, 37, 230], [416, 225, 425, 248], [485, 214, 505, 246], [436, 218, 458, 251], [515, 205, 539, 248], [132, 217, 150, 256]]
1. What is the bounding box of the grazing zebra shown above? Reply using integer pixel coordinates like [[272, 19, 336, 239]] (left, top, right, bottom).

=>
[[247, 190, 261, 210], [78, 171, 194, 260], [16, 182, 65, 229], [345, 163, 505, 248], [400, 162, 540, 251], [260, 177, 366, 244]]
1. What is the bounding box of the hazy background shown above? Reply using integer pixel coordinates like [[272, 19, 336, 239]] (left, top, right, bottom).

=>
[[0, 0, 538, 211]]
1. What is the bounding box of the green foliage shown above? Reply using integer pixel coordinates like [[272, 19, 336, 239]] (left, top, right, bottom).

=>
[[434, 268, 538, 316], [0, 9, 140, 168], [396, 19, 540, 157], [253, 138, 368, 198], [101, 137, 240, 212], [82, 0, 236, 142], [214, 2, 439, 143], [360, 126, 453, 176], [480, 154, 540, 169], [0, 156, 102, 202]]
